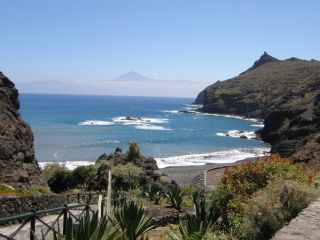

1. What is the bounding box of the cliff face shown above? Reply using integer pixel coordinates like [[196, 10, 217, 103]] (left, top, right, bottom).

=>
[[0, 72, 43, 187], [195, 53, 320, 167]]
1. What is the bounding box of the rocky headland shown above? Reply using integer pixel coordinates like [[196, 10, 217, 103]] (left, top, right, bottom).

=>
[[195, 52, 320, 167], [0, 72, 43, 188]]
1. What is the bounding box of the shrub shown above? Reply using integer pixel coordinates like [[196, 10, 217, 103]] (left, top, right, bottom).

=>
[[236, 180, 319, 240], [0, 180, 24, 196], [165, 185, 184, 212], [145, 184, 162, 204], [171, 190, 220, 240], [210, 154, 317, 234], [42, 163, 69, 182], [214, 154, 312, 216], [111, 201, 154, 240], [71, 164, 98, 187], [126, 142, 140, 161], [160, 175, 171, 185], [113, 163, 144, 190], [47, 168, 72, 193], [27, 184, 51, 195]]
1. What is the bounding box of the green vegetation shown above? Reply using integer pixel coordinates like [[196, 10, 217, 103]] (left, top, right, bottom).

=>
[[144, 184, 162, 204], [42, 143, 166, 194], [42, 163, 69, 182], [38, 148, 320, 239], [35, 201, 153, 240], [171, 190, 219, 240], [126, 142, 141, 161], [165, 185, 184, 212], [113, 163, 144, 190], [236, 180, 318, 240], [0, 180, 23, 196], [210, 154, 319, 239], [111, 201, 154, 240]]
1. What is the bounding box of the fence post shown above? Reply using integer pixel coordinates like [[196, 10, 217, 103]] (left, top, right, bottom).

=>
[[77, 193, 80, 203], [101, 197, 104, 218], [107, 170, 112, 216], [67, 194, 70, 204], [30, 210, 36, 240], [85, 204, 90, 217], [63, 204, 68, 235]]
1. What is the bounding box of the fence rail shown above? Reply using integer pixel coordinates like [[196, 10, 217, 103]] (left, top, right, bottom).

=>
[[0, 192, 126, 240]]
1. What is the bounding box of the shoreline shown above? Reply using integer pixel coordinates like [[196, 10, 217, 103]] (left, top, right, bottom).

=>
[[160, 157, 258, 185]]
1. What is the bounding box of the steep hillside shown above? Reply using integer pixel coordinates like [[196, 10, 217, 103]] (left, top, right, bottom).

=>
[[195, 53, 320, 166], [0, 72, 43, 188]]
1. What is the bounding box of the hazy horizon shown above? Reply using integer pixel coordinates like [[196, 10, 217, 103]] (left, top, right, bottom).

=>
[[1, 1, 320, 97]]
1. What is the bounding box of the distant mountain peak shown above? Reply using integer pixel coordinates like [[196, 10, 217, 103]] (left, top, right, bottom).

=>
[[111, 71, 154, 82], [241, 52, 279, 74]]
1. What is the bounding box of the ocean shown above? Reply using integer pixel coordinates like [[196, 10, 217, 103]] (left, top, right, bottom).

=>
[[20, 94, 270, 169]]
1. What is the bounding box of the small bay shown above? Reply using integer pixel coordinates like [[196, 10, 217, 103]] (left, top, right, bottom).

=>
[[20, 93, 270, 169]]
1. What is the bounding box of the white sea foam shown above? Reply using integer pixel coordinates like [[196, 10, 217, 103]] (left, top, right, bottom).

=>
[[155, 147, 270, 168], [216, 133, 226, 137], [251, 124, 264, 128], [216, 130, 256, 139], [39, 161, 93, 170], [197, 113, 260, 122], [181, 104, 261, 123], [79, 120, 114, 126], [112, 116, 169, 125], [161, 110, 180, 114], [135, 124, 172, 131]]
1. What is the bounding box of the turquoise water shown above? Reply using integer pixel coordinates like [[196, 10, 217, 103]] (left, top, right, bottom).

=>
[[20, 94, 269, 168]]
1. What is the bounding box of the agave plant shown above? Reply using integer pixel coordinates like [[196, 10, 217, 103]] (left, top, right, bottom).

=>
[[191, 190, 219, 230], [70, 212, 120, 240], [165, 185, 184, 212], [170, 214, 205, 240], [145, 185, 162, 204], [34, 211, 120, 240], [170, 190, 219, 240], [111, 201, 154, 240]]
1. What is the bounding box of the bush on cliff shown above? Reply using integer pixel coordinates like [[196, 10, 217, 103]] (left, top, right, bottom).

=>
[[112, 163, 144, 190], [235, 180, 318, 240], [126, 142, 141, 161], [71, 165, 98, 188], [47, 168, 72, 193], [42, 163, 69, 182], [210, 154, 318, 239]]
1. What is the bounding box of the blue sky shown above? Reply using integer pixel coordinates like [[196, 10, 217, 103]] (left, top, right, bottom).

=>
[[0, 0, 319, 96]]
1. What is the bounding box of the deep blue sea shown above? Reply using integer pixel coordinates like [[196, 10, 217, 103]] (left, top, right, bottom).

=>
[[20, 94, 270, 169]]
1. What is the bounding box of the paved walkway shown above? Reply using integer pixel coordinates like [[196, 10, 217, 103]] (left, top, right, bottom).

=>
[[273, 198, 320, 240]]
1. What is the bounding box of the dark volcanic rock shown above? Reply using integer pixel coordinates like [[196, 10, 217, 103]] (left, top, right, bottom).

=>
[[146, 207, 179, 226], [195, 53, 320, 167], [0, 72, 43, 188]]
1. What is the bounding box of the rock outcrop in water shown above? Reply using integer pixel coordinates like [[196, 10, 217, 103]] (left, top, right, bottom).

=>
[[195, 53, 320, 167], [0, 72, 43, 188]]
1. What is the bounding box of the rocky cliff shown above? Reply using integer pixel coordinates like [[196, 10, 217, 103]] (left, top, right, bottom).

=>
[[195, 53, 320, 167], [0, 72, 43, 188]]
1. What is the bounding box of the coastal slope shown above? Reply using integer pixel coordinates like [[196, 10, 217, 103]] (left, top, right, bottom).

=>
[[0, 72, 43, 187], [195, 53, 320, 167]]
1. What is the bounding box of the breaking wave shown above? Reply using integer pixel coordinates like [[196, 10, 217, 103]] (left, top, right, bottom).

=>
[[216, 130, 256, 139], [78, 120, 114, 126], [135, 124, 172, 131], [112, 116, 169, 125], [155, 147, 270, 168]]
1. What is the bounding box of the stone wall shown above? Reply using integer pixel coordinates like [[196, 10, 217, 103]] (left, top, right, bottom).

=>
[[0, 195, 67, 219]]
